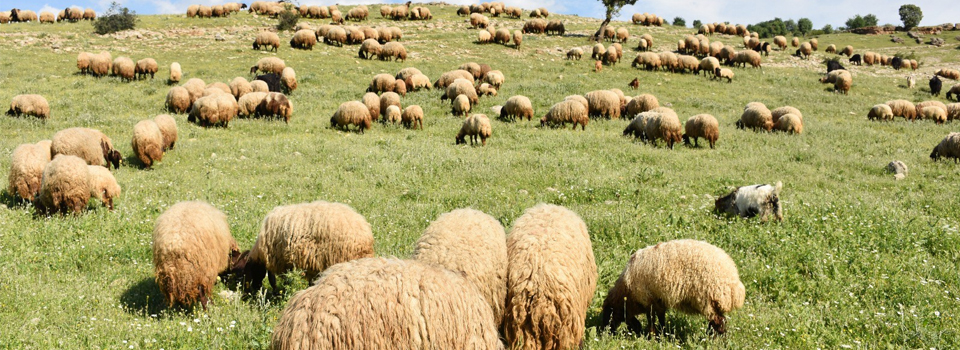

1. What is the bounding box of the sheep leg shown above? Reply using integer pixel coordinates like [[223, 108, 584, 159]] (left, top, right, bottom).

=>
[[708, 314, 727, 335], [268, 272, 277, 290]]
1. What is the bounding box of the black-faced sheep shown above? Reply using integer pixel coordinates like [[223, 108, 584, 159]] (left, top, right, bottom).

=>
[[567, 47, 583, 60], [134, 58, 158, 80], [643, 108, 683, 149], [683, 114, 719, 148], [413, 208, 506, 323], [8, 140, 52, 202], [455, 114, 492, 146], [7, 94, 50, 119], [504, 204, 597, 350], [87, 165, 120, 210], [715, 182, 783, 221], [132, 119, 164, 168], [270, 257, 504, 350], [331, 101, 372, 133], [153, 201, 240, 310], [51, 127, 122, 169], [501, 95, 533, 121], [289, 29, 317, 50], [36, 155, 90, 215], [358, 38, 381, 59], [947, 84, 960, 101], [599, 239, 745, 335], [930, 132, 960, 161], [713, 67, 734, 83]]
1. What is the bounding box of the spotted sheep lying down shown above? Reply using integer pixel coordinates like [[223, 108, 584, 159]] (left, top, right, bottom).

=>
[[714, 182, 783, 221]]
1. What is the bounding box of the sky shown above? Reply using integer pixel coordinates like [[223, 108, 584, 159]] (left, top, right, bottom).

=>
[[9, 0, 955, 29]]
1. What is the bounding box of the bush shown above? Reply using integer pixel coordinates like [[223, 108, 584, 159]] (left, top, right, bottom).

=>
[[93, 2, 137, 35], [276, 4, 299, 31], [672, 17, 685, 27], [845, 14, 878, 29], [692, 19, 702, 30]]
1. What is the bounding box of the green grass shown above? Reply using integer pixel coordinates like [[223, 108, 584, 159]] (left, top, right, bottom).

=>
[[1, 5, 959, 349]]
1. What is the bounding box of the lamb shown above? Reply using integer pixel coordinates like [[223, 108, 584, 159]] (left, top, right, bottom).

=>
[[153, 114, 178, 150], [452, 94, 471, 116], [930, 132, 960, 161], [249, 57, 285, 75], [7, 140, 52, 202], [867, 104, 894, 121], [714, 182, 783, 221], [585, 90, 621, 119], [280, 67, 297, 93], [921, 106, 947, 124], [541, 100, 588, 130], [936, 69, 960, 80], [134, 58, 158, 80], [713, 67, 734, 83], [930, 76, 942, 96], [51, 128, 122, 169], [454, 113, 493, 146], [501, 95, 533, 121], [257, 92, 294, 123], [166, 87, 191, 114], [477, 83, 497, 97], [112, 56, 135, 82], [270, 257, 503, 350], [231, 201, 374, 293], [737, 104, 773, 131], [86, 165, 120, 210], [774, 113, 804, 133], [599, 239, 745, 335], [6, 94, 50, 119], [132, 119, 165, 168], [886, 99, 917, 120], [188, 94, 238, 127], [771, 106, 803, 124], [683, 114, 719, 148], [153, 201, 240, 310], [331, 101, 372, 133], [361, 92, 381, 121], [503, 204, 597, 350], [400, 105, 423, 129], [384, 105, 402, 124], [36, 155, 90, 215], [168, 62, 181, 84], [289, 29, 317, 50]]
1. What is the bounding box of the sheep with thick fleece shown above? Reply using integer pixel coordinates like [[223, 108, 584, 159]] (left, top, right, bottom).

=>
[[331, 101, 372, 133], [713, 67, 734, 82], [948, 104, 960, 121], [683, 114, 719, 148], [414, 208, 506, 323], [504, 204, 597, 350], [936, 69, 960, 80], [921, 106, 947, 124], [228, 77, 252, 100], [271, 257, 504, 350], [89, 51, 112, 77], [368, 73, 397, 94], [166, 86, 190, 114], [361, 92, 380, 121], [455, 114, 492, 146], [405, 73, 433, 91], [737, 104, 773, 131], [774, 113, 804, 134], [87, 165, 120, 210], [152, 114, 177, 151], [599, 239, 745, 335], [8, 140, 52, 202], [930, 132, 960, 161], [51, 127, 122, 169], [253, 31, 280, 52], [153, 201, 239, 310], [379, 92, 401, 118], [401, 105, 424, 130], [189, 94, 238, 127], [135, 58, 158, 80], [112, 56, 135, 82], [482, 70, 505, 89], [541, 100, 588, 130], [384, 105, 402, 124], [280, 67, 297, 93], [771, 106, 803, 124], [842, 45, 854, 57], [378, 42, 407, 62], [232, 201, 373, 293], [501, 95, 533, 121], [643, 108, 682, 149], [36, 155, 90, 215], [868, 104, 894, 121], [250, 57, 285, 75], [7, 94, 50, 119], [916, 101, 948, 120], [623, 112, 654, 141], [585, 90, 622, 119], [946, 84, 960, 101], [132, 119, 164, 168], [444, 79, 480, 107], [715, 182, 783, 221], [237, 92, 267, 117], [77, 52, 92, 74], [434, 70, 474, 89], [452, 95, 471, 117], [886, 99, 917, 120]]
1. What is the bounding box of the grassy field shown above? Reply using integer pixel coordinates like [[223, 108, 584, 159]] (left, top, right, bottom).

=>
[[1, 4, 959, 349]]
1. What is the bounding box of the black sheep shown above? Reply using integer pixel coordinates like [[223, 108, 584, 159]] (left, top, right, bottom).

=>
[[930, 76, 942, 97], [826, 60, 845, 73], [255, 73, 283, 93], [849, 54, 862, 65], [892, 57, 903, 70]]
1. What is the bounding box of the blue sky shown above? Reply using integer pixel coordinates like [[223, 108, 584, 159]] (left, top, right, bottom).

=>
[[10, 0, 954, 29]]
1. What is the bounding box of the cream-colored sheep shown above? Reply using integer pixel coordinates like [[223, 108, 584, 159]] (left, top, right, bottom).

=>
[[867, 104, 894, 121], [51, 127, 122, 169], [501, 95, 533, 121], [8, 140, 52, 202], [6, 94, 50, 119], [331, 101, 372, 133], [774, 113, 804, 134], [737, 104, 773, 131], [456, 114, 492, 146], [683, 114, 719, 148], [584, 90, 621, 119], [36, 154, 90, 215], [541, 100, 588, 130], [153, 114, 177, 150], [86, 165, 120, 210], [931, 132, 960, 161], [131, 119, 164, 168], [250, 56, 285, 75]]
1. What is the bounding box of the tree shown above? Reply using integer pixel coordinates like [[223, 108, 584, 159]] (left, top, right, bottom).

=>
[[845, 14, 878, 29], [797, 18, 813, 36], [784, 19, 797, 33], [93, 2, 137, 35], [593, 0, 638, 42], [672, 17, 685, 27], [748, 17, 787, 38], [899, 4, 922, 30], [821, 24, 833, 34], [692, 19, 702, 29]]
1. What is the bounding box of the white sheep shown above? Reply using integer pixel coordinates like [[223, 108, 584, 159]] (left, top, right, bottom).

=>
[[714, 182, 783, 221]]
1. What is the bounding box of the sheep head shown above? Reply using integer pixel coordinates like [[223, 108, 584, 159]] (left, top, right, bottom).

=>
[[101, 141, 122, 169]]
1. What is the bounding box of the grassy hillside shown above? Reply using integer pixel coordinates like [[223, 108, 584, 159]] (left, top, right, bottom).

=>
[[1, 4, 958, 349]]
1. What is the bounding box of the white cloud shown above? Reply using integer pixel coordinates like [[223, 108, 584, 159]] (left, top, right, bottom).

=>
[[39, 4, 60, 15], [149, 0, 180, 14]]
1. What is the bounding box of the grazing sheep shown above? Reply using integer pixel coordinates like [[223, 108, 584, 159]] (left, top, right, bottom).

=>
[[592, 43, 607, 61], [825, 44, 837, 54], [946, 84, 960, 101], [368, 73, 397, 94], [444, 79, 480, 106], [774, 113, 804, 133], [76, 52, 92, 75], [237, 92, 267, 117], [733, 50, 762, 69], [715, 182, 783, 221], [820, 69, 852, 95], [8, 140, 52, 202], [51, 128, 122, 169], [477, 83, 498, 97], [167, 62, 182, 85], [868, 104, 894, 121], [623, 113, 653, 140], [394, 80, 407, 96], [358, 38, 381, 59], [232, 201, 374, 293], [501, 95, 533, 121], [153, 114, 177, 151], [624, 94, 658, 117], [384, 105, 402, 124], [771, 106, 803, 124], [280, 67, 297, 93], [713, 67, 734, 82], [936, 69, 960, 80], [738, 104, 773, 131], [112, 56, 135, 82], [379, 91, 401, 118], [404, 73, 433, 91], [250, 80, 269, 93], [482, 70, 505, 89], [477, 30, 493, 44], [86, 165, 120, 210], [188, 94, 239, 127], [207, 82, 232, 95], [435, 70, 475, 90], [513, 30, 523, 50], [290, 29, 317, 50], [36, 155, 90, 215], [271, 257, 503, 350], [165, 86, 191, 114], [455, 114, 493, 146], [378, 42, 408, 62], [494, 28, 511, 45], [153, 201, 240, 310], [227, 77, 252, 100], [132, 120, 165, 168], [361, 92, 381, 121], [7, 94, 50, 120], [257, 92, 294, 123], [541, 100, 588, 130], [400, 105, 423, 129], [504, 204, 597, 350], [134, 58, 158, 80], [643, 108, 683, 148], [930, 132, 960, 161], [331, 101, 372, 133], [921, 106, 947, 124], [797, 42, 812, 59], [683, 114, 719, 148], [452, 94, 471, 116], [182, 78, 206, 105], [887, 99, 918, 120], [842, 45, 854, 57], [930, 76, 943, 96], [585, 90, 621, 119], [250, 57, 285, 75], [773, 36, 787, 50], [599, 240, 745, 335]]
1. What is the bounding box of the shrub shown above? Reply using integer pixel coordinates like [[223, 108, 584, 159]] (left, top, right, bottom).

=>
[[692, 19, 702, 30], [276, 4, 300, 31], [93, 2, 137, 35], [672, 17, 685, 27]]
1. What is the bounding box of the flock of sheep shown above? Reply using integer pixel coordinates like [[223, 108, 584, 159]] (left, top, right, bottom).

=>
[[0, 7, 95, 24]]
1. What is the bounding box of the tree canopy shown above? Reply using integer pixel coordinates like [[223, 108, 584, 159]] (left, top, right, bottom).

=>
[[898, 4, 922, 30], [844, 14, 878, 29]]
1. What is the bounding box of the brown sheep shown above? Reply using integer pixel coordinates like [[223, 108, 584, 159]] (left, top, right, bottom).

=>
[[134, 58, 158, 80], [8, 140, 52, 202]]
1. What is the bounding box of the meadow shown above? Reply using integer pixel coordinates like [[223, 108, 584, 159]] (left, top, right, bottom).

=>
[[1, 4, 959, 349]]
